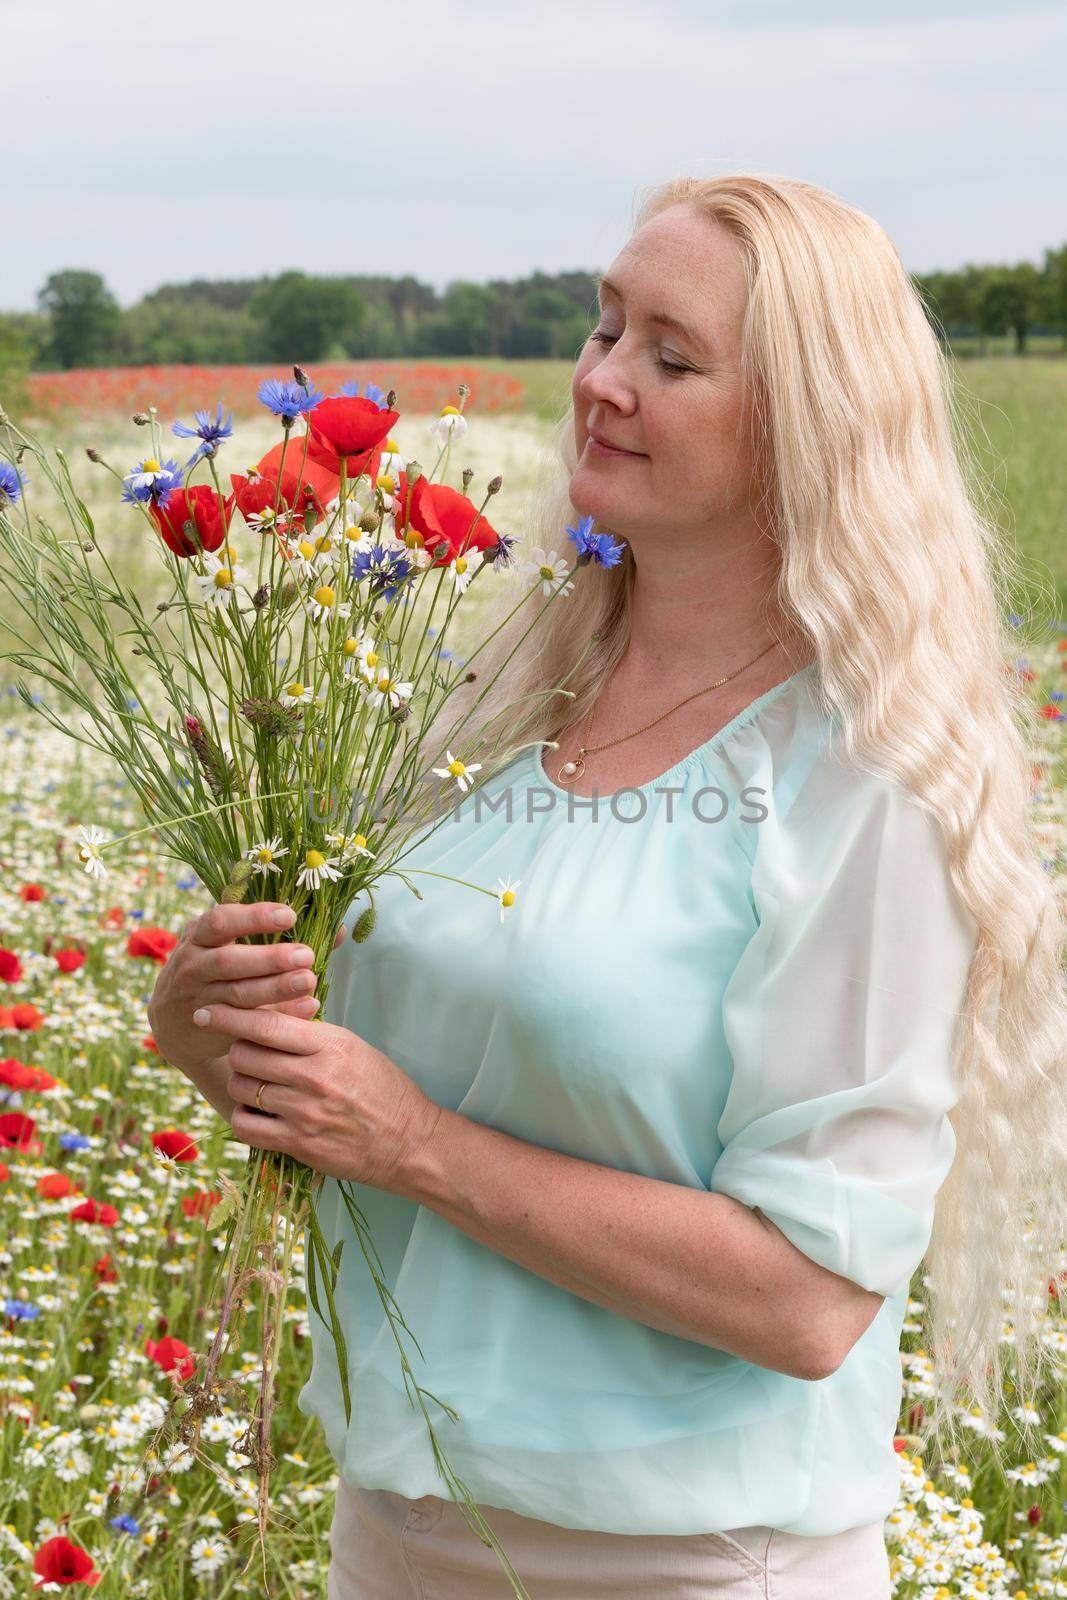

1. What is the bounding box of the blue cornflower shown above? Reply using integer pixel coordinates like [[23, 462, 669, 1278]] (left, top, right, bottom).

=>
[[0, 460, 27, 506], [489, 530, 519, 568], [337, 379, 388, 409], [109, 1514, 140, 1536], [59, 1132, 91, 1151], [121, 457, 183, 507], [351, 545, 414, 603], [258, 377, 324, 420], [172, 403, 235, 468], [177, 873, 199, 890], [565, 514, 625, 569], [1009, 613, 1022, 628], [4, 1299, 40, 1320]]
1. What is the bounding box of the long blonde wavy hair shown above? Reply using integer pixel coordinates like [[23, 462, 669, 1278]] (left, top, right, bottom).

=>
[[423, 172, 1067, 1475]]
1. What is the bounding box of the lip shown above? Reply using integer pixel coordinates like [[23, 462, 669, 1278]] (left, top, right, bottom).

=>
[[587, 427, 643, 458]]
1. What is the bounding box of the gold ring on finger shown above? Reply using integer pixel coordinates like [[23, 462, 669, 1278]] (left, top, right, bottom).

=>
[[254, 1080, 267, 1112]]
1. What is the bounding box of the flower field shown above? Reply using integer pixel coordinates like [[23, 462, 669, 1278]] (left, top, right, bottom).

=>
[[0, 379, 1064, 1595]]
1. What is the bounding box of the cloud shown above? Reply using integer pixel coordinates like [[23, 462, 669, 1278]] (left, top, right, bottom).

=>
[[4, 0, 1064, 307]]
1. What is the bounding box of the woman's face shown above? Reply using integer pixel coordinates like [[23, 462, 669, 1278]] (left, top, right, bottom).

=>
[[570, 204, 759, 546]]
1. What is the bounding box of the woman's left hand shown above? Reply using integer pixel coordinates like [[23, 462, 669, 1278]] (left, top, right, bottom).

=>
[[192, 1002, 443, 1191]]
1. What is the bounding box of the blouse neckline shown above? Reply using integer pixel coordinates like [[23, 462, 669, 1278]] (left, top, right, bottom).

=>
[[530, 661, 819, 801]]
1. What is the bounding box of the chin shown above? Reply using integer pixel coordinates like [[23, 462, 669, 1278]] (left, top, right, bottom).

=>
[[568, 463, 627, 525]]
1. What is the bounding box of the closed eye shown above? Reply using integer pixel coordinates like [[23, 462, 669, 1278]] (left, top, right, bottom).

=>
[[588, 329, 692, 377]]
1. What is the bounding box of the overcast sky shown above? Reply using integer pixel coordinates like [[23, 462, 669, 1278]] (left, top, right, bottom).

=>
[[5, 0, 1063, 311]]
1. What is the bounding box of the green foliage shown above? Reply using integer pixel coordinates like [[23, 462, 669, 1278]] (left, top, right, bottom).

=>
[[247, 271, 366, 362], [37, 269, 121, 369]]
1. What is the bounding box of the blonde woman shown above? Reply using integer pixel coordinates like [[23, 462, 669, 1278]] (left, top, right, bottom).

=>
[[151, 174, 1067, 1598]]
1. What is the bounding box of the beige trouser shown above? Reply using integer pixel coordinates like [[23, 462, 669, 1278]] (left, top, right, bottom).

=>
[[326, 1478, 892, 1598]]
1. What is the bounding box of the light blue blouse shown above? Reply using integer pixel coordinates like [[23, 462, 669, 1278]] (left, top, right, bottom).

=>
[[297, 662, 980, 1537]]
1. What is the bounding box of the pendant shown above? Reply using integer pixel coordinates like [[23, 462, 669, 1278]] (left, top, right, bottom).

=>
[[556, 748, 586, 783]]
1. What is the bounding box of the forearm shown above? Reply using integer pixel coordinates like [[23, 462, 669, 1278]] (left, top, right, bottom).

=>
[[393, 1108, 838, 1381]]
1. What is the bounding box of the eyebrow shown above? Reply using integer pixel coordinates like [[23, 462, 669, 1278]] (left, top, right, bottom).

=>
[[596, 274, 704, 347]]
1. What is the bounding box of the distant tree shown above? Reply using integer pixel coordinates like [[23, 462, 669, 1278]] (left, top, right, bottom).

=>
[[0, 315, 35, 415], [248, 272, 366, 362], [1042, 246, 1067, 349], [37, 270, 120, 369], [115, 299, 259, 365], [977, 265, 1041, 355], [419, 283, 492, 356]]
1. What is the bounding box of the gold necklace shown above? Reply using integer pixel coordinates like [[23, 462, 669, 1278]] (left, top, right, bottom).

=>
[[555, 639, 781, 785]]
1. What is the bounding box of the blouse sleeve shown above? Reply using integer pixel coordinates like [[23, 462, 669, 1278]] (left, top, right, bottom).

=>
[[709, 763, 979, 1301]]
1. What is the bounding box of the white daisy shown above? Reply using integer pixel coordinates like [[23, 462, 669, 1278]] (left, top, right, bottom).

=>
[[194, 549, 255, 611], [244, 504, 285, 536], [431, 749, 483, 793], [378, 436, 406, 477], [325, 830, 376, 862], [430, 406, 468, 445], [295, 849, 344, 891], [344, 520, 376, 557], [450, 547, 484, 595], [279, 681, 323, 710], [522, 547, 575, 599], [362, 672, 414, 710], [245, 837, 290, 876], [284, 533, 332, 580], [307, 582, 353, 627], [496, 876, 521, 922], [190, 1536, 229, 1575], [75, 824, 109, 880]]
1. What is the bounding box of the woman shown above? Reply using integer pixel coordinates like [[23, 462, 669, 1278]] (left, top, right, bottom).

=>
[[148, 174, 1067, 1598]]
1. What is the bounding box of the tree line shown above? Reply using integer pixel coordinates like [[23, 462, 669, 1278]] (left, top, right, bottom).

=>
[[3, 246, 1067, 373]]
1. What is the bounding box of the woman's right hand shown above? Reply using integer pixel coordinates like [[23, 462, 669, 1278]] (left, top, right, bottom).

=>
[[145, 900, 344, 1077]]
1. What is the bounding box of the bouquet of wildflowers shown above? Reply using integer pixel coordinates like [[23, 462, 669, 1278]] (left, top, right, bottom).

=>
[[0, 369, 624, 1594]]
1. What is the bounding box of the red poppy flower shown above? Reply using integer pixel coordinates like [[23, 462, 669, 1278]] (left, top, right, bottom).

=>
[[149, 485, 233, 559], [151, 1128, 199, 1163], [392, 473, 500, 567], [1038, 703, 1062, 720], [181, 1188, 221, 1219], [145, 1335, 196, 1382], [0, 1007, 13, 1029], [70, 1198, 119, 1228], [0, 1112, 36, 1149], [55, 949, 87, 973], [0, 949, 23, 984], [126, 927, 178, 963], [0, 1163, 9, 1182], [232, 444, 340, 530], [11, 1004, 44, 1031], [92, 1254, 118, 1283], [0, 1058, 36, 1091], [38, 1172, 76, 1200], [101, 907, 125, 929], [305, 396, 397, 478], [142, 1034, 159, 1053], [33, 1535, 101, 1588], [19, 884, 45, 902]]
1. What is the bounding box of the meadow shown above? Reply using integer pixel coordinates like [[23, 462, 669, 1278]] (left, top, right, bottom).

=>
[[0, 359, 1064, 1597]]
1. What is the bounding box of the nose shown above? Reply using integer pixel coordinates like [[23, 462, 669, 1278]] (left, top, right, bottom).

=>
[[576, 342, 637, 418]]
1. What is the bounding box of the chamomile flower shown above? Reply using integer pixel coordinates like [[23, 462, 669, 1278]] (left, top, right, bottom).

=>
[[306, 582, 353, 627], [189, 1536, 229, 1576], [432, 749, 483, 793], [363, 672, 414, 710], [496, 876, 521, 922], [279, 681, 324, 710], [430, 405, 468, 445], [121, 457, 183, 506], [451, 547, 484, 595], [325, 831, 375, 862], [245, 838, 289, 876], [378, 437, 406, 477], [344, 520, 376, 557], [75, 825, 109, 880], [244, 505, 286, 536], [284, 533, 333, 581], [193, 550, 254, 610], [295, 849, 343, 891], [522, 547, 575, 599]]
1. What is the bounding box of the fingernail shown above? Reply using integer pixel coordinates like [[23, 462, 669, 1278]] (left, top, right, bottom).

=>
[[288, 947, 314, 967], [271, 908, 295, 927], [193, 1008, 210, 1026]]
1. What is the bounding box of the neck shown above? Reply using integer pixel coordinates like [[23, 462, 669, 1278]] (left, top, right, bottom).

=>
[[621, 527, 811, 684]]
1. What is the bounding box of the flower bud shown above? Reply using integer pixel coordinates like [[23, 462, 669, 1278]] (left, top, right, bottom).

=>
[[358, 509, 378, 533], [461, 468, 474, 492], [386, 389, 397, 410], [352, 907, 376, 943], [487, 475, 502, 495], [293, 365, 312, 390], [86, 448, 102, 463], [252, 584, 270, 611], [302, 506, 318, 534], [220, 858, 254, 904], [132, 412, 152, 426], [405, 461, 422, 487], [457, 382, 470, 403]]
